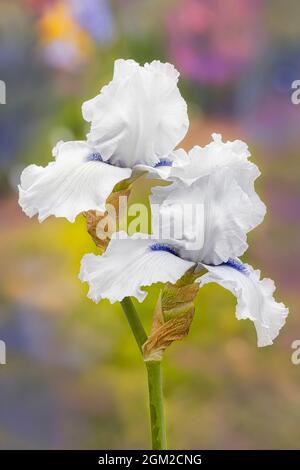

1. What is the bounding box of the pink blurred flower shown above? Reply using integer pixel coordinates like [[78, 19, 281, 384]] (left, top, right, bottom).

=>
[[166, 0, 264, 85], [23, 0, 58, 14]]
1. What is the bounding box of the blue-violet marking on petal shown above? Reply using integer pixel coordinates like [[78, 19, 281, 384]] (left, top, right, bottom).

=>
[[221, 258, 249, 275], [150, 243, 179, 257], [154, 159, 173, 168], [87, 152, 103, 162]]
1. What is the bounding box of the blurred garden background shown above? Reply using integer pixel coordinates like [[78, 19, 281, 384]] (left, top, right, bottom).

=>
[[0, 0, 300, 449]]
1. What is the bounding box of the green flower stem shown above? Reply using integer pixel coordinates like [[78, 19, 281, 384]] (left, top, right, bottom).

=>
[[120, 297, 167, 450], [120, 297, 147, 353], [145, 360, 167, 450]]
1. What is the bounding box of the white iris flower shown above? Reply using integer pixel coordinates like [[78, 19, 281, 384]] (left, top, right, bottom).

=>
[[80, 134, 288, 347], [18, 59, 189, 222], [17, 57, 289, 450]]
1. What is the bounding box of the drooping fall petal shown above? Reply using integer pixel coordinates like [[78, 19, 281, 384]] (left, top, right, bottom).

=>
[[79, 232, 195, 303], [198, 260, 289, 347], [18, 141, 131, 222]]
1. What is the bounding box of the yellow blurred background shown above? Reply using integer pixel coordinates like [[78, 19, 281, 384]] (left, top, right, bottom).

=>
[[0, 0, 299, 449]]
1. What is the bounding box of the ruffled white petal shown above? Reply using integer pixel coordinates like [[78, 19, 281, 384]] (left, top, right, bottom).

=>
[[171, 133, 251, 182], [198, 262, 288, 347], [151, 162, 264, 265], [79, 232, 195, 303], [18, 141, 131, 223], [112, 58, 140, 80], [82, 59, 189, 168], [145, 60, 180, 80], [150, 179, 206, 258], [171, 134, 266, 233]]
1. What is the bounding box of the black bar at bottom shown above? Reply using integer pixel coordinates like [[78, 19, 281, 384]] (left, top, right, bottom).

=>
[[0, 450, 299, 467]]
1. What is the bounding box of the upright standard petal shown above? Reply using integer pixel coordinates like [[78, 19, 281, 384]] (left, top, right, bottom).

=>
[[79, 232, 195, 303], [171, 133, 251, 182], [18, 141, 132, 223], [151, 163, 262, 265], [171, 134, 266, 231], [82, 59, 189, 168], [198, 261, 288, 347]]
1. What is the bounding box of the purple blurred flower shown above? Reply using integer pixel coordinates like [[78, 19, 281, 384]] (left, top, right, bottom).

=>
[[43, 39, 81, 70], [70, 0, 115, 43], [165, 0, 264, 85], [236, 45, 300, 149]]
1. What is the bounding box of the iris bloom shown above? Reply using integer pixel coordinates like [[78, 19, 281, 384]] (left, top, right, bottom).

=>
[[17, 58, 289, 449], [18, 59, 189, 222], [80, 134, 288, 347]]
